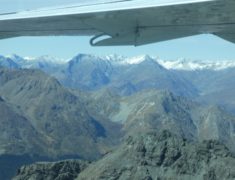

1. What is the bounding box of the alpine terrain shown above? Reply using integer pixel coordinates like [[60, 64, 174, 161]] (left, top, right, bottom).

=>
[[0, 54, 235, 179]]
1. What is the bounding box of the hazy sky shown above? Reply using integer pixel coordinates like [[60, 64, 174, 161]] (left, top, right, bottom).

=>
[[1, 0, 235, 60]]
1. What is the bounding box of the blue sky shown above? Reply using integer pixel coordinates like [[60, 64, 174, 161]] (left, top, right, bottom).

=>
[[1, 0, 235, 60]]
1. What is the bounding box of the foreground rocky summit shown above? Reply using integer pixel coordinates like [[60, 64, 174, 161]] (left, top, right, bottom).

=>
[[13, 160, 89, 180], [14, 131, 235, 180], [77, 130, 235, 180]]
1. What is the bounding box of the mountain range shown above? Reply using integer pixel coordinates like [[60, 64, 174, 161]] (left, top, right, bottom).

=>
[[1, 65, 233, 155], [3, 54, 235, 71], [2, 53, 234, 112], [0, 67, 121, 179], [1, 54, 235, 179], [87, 89, 235, 153]]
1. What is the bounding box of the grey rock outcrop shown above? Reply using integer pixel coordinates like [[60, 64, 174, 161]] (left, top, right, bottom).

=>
[[12, 131, 235, 180], [13, 160, 89, 180], [77, 130, 235, 180]]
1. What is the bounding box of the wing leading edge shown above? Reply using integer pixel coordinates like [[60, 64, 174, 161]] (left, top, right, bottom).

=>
[[0, 0, 235, 46]]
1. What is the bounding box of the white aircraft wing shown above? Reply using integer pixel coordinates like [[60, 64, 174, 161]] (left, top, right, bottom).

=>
[[0, 0, 235, 46]]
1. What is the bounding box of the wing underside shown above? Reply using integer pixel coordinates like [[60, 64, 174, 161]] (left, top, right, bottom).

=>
[[0, 0, 235, 46]]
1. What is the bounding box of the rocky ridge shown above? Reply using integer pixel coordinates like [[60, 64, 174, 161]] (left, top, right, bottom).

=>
[[13, 131, 235, 180], [87, 89, 235, 154], [77, 130, 235, 180], [13, 160, 89, 180]]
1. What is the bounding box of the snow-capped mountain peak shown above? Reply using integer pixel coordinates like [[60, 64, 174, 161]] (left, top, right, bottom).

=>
[[102, 54, 126, 62], [105, 54, 156, 65], [5, 54, 25, 62], [24, 56, 36, 61], [124, 55, 154, 64]]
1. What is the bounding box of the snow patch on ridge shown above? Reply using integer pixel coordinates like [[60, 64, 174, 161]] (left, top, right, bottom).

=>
[[24, 55, 68, 64], [158, 59, 235, 71], [108, 55, 156, 65]]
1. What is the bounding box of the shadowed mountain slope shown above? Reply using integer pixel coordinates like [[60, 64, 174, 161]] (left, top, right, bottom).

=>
[[0, 67, 121, 159], [0, 97, 46, 155]]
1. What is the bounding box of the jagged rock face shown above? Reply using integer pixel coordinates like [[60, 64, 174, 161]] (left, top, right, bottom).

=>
[[13, 131, 235, 180], [77, 131, 235, 180], [13, 160, 89, 180]]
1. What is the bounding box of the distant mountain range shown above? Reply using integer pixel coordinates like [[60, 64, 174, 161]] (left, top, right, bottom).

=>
[[3, 54, 235, 71], [1, 53, 235, 112]]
